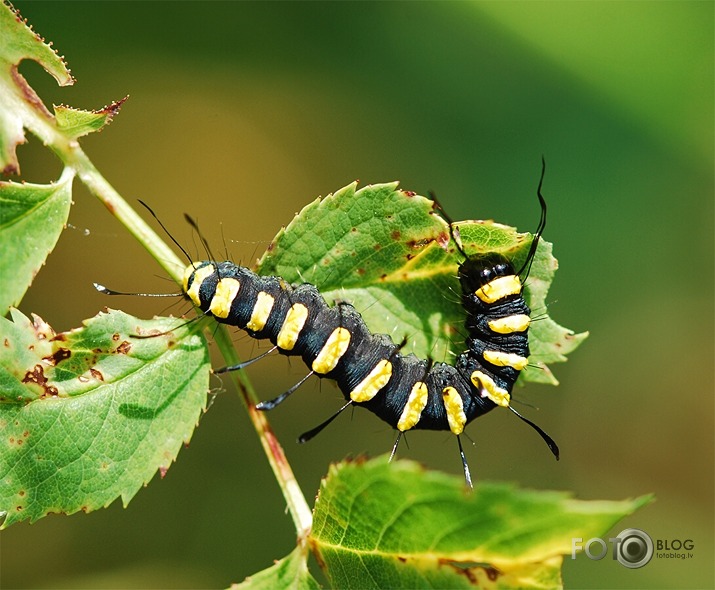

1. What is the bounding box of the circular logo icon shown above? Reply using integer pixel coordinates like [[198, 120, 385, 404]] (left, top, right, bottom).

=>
[[614, 528, 654, 568]]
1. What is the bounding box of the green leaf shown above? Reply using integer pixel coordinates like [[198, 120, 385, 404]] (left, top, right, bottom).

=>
[[54, 99, 128, 140], [0, 168, 73, 314], [0, 3, 122, 173], [257, 182, 586, 386], [0, 308, 210, 528], [0, 2, 73, 173], [0, 3, 73, 84], [231, 544, 321, 590], [310, 457, 652, 590], [258, 182, 455, 361]]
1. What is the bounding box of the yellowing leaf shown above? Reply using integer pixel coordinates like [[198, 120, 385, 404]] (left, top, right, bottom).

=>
[[309, 457, 652, 589]]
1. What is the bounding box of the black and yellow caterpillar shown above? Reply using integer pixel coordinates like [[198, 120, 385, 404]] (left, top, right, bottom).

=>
[[180, 179, 558, 485]]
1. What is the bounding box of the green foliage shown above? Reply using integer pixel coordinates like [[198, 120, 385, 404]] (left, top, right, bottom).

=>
[[54, 100, 127, 140], [258, 181, 586, 385], [0, 171, 73, 314], [0, 1, 72, 173], [0, 3, 647, 589], [0, 2, 121, 173], [253, 457, 649, 589], [0, 309, 210, 527], [231, 544, 321, 590]]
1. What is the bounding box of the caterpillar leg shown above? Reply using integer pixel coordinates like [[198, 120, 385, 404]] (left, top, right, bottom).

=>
[[457, 435, 473, 489], [214, 345, 278, 374], [297, 400, 353, 443], [508, 406, 560, 459], [389, 431, 403, 463], [256, 371, 314, 411]]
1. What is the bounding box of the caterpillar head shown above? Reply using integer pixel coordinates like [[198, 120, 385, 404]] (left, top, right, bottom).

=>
[[458, 253, 514, 293]]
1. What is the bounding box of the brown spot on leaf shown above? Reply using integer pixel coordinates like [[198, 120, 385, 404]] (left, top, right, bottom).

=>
[[437, 559, 501, 585], [22, 365, 58, 397], [373, 243, 382, 251], [403, 190, 416, 197], [485, 567, 500, 581], [112, 333, 120, 341], [90, 368, 104, 381], [159, 466, 168, 479], [391, 230, 401, 240], [437, 231, 450, 250], [4, 339, 9, 348], [2, 162, 20, 176], [44, 347, 71, 366], [116, 341, 131, 354], [405, 239, 427, 249]]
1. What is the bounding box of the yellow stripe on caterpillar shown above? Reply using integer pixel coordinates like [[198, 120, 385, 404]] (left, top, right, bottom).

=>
[[470, 371, 511, 407], [276, 303, 309, 350], [350, 359, 392, 402], [396, 381, 429, 431], [475, 275, 522, 304], [312, 327, 351, 374], [209, 278, 241, 319], [185, 264, 215, 307], [442, 386, 467, 435], [488, 314, 531, 334], [247, 292, 275, 332], [483, 350, 529, 370]]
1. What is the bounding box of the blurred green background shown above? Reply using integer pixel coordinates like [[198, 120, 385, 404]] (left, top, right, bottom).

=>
[[2, 2, 712, 589]]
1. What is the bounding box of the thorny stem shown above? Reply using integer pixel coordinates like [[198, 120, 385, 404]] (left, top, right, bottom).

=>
[[61, 143, 313, 538]]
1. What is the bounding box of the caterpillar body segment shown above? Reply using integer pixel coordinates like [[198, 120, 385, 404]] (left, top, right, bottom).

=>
[[184, 261, 502, 436], [181, 251, 549, 443]]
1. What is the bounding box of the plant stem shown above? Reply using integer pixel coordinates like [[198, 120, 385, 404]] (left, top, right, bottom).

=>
[[61, 143, 313, 538], [213, 326, 313, 538]]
